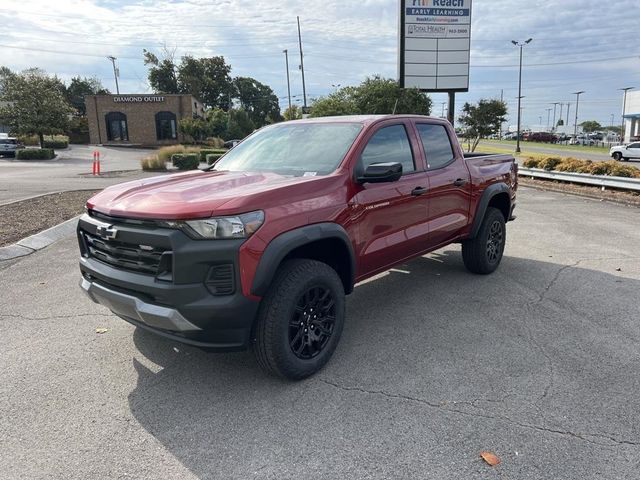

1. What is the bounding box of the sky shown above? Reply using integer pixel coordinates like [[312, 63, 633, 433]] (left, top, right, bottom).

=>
[[1, 0, 639, 129]]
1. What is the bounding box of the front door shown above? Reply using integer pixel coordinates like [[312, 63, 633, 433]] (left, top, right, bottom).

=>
[[352, 122, 430, 276]]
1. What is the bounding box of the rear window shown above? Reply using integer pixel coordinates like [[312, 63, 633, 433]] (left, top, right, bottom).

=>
[[416, 124, 454, 169]]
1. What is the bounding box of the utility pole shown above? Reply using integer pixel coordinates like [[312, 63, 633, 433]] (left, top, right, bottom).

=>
[[512, 38, 533, 153], [283, 49, 292, 115], [106, 56, 120, 94], [441, 101, 447, 118], [620, 87, 634, 143], [297, 16, 308, 115], [566, 103, 571, 132], [573, 91, 585, 139]]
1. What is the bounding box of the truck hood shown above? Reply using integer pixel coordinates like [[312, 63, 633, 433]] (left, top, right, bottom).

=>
[[87, 170, 339, 219]]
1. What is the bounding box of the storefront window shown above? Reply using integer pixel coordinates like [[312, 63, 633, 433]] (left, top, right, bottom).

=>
[[155, 111, 177, 140], [105, 112, 129, 141]]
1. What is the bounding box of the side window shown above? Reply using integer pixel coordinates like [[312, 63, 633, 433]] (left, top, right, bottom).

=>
[[416, 123, 454, 169], [359, 125, 415, 175]]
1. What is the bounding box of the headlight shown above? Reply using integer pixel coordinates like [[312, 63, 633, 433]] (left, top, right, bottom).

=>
[[182, 211, 264, 239]]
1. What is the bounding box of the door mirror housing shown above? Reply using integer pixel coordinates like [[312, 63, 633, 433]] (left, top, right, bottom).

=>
[[357, 162, 403, 183]]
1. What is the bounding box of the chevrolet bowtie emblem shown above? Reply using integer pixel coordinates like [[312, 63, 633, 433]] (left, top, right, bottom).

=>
[[96, 224, 118, 240]]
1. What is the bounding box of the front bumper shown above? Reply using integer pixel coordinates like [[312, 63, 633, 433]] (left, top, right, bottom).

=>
[[77, 213, 260, 351]]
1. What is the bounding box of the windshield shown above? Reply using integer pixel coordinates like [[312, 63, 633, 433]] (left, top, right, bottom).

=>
[[213, 122, 363, 176], [0, 139, 17, 145]]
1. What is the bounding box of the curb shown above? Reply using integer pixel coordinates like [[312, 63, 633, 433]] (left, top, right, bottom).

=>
[[0, 215, 80, 262]]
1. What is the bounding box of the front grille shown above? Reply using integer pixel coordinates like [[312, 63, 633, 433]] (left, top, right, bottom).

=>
[[84, 232, 171, 276], [206, 264, 235, 295]]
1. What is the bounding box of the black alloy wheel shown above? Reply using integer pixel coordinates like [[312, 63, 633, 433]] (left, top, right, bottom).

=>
[[486, 220, 504, 264], [289, 286, 336, 359]]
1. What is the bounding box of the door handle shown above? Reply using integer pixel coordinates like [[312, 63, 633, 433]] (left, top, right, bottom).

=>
[[411, 186, 428, 196], [453, 178, 468, 187]]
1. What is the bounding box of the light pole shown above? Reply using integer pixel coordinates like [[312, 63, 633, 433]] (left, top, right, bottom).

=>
[[572, 91, 585, 140], [297, 16, 308, 115], [566, 103, 571, 130], [106, 56, 119, 94], [551, 102, 560, 131], [620, 87, 634, 143], [512, 38, 533, 153], [441, 101, 447, 118], [283, 50, 292, 116], [546, 108, 552, 129]]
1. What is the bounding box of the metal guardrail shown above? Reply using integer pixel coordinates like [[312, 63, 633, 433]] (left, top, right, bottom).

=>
[[518, 167, 640, 192]]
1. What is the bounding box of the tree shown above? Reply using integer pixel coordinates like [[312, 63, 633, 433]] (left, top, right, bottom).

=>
[[234, 76, 281, 127], [458, 99, 508, 152], [178, 117, 210, 143], [310, 76, 432, 117], [226, 109, 255, 140], [143, 49, 179, 94], [65, 76, 108, 116], [283, 105, 302, 121], [580, 120, 602, 133], [0, 69, 73, 147], [178, 56, 235, 110], [0, 67, 15, 96]]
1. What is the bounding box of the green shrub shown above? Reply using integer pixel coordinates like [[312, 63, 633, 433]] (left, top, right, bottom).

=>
[[43, 139, 68, 149], [141, 155, 167, 171], [522, 157, 540, 168], [171, 153, 199, 170], [16, 134, 39, 146], [199, 148, 227, 163], [537, 157, 562, 171], [206, 153, 225, 165], [555, 158, 592, 173], [157, 145, 200, 163], [16, 148, 55, 160]]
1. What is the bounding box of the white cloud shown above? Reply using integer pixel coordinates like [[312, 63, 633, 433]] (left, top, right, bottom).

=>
[[1, 0, 639, 125]]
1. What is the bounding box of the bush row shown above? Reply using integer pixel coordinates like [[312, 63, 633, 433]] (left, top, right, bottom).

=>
[[16, 148, 56, 160], [522, 157, 640, 178], [43, 139, 68, 149], [206, 153, 225, 165], [171, 153, 200, 170], [199, 149, 227, 163]]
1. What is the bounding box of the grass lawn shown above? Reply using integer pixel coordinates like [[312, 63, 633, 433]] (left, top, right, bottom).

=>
[[480, 138, 611, 154]]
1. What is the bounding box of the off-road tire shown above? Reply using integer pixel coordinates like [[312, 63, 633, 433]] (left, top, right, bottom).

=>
[[462, 207, 506, 275], [253, 259, 345, 380]]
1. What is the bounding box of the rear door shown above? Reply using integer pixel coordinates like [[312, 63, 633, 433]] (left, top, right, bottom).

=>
[[352, 120, 430, 276], [414, 122, 472, 248]]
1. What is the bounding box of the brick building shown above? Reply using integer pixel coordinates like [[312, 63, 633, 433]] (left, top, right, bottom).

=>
[[85, 94, 205, 146]]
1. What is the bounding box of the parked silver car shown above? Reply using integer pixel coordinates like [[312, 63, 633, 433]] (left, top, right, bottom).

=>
[[0, 137, 24, 157]]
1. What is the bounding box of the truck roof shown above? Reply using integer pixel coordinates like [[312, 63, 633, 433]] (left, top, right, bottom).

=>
[[289, 114, 444, 125]]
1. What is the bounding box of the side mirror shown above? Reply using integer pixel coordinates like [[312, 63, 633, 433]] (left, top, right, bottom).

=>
[[357, 162, 403, 183]]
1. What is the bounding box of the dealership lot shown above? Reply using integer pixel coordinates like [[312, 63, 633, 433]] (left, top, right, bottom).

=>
[[1, 187, 639, 479], [0, 145, 153, 204]]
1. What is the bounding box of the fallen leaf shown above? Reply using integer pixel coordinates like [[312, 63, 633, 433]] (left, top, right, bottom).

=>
[[480, 451, 501, 467], [616, 268, 621, 272], [96, 328, 109, 334]]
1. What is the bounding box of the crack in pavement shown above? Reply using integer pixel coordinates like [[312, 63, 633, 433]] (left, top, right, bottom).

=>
[[318, 378, 640, 448]]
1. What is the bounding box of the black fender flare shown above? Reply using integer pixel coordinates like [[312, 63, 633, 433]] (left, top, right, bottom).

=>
[[468, 183, 510, 239], [251, 223, 356, 296]]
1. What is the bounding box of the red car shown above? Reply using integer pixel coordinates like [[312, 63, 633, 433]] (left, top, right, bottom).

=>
[[527, 132, 557, 143], [78, 115, 517, 379]]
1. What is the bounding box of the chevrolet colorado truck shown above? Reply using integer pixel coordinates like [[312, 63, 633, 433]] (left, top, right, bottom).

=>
[[78, 115, 517, 380]]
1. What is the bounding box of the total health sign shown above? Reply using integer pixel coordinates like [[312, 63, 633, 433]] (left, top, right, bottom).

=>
[[399, 0, 472, 92]]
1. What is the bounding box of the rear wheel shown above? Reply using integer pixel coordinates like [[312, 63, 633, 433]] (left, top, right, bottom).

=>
[[462, 207, 506, 274], [253, 259, 345, 380]]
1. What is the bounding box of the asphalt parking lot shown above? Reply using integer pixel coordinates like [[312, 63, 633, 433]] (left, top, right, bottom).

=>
[[0, 145, 154, 204], [1, 187, 639, 479]]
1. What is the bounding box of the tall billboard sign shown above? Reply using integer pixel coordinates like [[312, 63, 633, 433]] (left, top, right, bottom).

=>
[[399, 0, 472, 92]]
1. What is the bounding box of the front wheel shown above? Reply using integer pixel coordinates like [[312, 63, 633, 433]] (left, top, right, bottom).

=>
[[462, 207, 506, 275], [252, 259, 345, 380], [613, 152, 622, 161]]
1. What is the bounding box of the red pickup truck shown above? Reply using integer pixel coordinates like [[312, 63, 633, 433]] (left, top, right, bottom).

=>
[[78, 115, 517, 379]]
